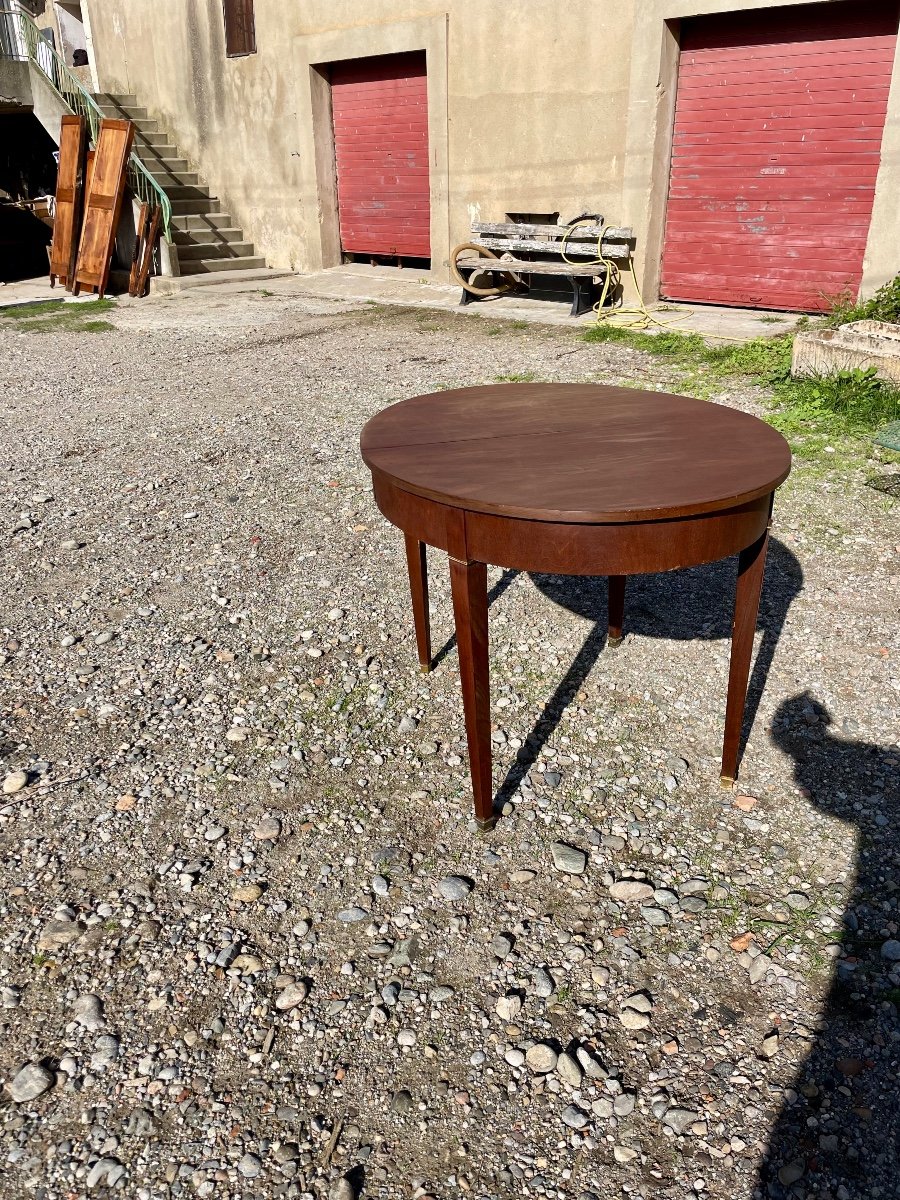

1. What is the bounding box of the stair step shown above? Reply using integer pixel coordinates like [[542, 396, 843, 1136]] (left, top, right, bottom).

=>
[[107, 116, 159, 133], [176, 241, 256, 261], [136, 145, 181, 164], [145, 166, 201, 187], [97, 103, 150, 121], [180, 256, 267, 275], [165, 184, 215, 201], [172, 225, 246, 244], [132, 130, 171, 148], [170, 211, 236, 231], [170, 198, 223, 216], [107, 93, 139, 106]]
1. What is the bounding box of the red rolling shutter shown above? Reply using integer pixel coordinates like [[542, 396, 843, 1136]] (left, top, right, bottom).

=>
[[661, 2, 899, 311], [330, 51, 431, 259]]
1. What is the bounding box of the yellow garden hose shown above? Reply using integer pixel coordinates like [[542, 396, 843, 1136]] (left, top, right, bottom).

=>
[[560, 217, 693, 331]]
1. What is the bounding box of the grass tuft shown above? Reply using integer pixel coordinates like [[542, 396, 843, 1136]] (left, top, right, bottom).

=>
[[583, 310, 900, 452], [1, 297, 116, 333], [824, 273, 900, 328], [494, 371, 540, 383]]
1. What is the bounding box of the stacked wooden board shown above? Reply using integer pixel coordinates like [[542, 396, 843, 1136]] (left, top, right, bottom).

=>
[[73, 117, 134, 297], [50, 116, 159, 299], [48, 114, 88, 290]]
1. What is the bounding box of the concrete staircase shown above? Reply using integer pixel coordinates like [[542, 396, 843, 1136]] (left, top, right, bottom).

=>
[[95, 93, 266, 277]]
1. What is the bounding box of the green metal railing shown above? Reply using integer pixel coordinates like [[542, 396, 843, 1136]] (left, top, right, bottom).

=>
[[0, 5, 172, 239]]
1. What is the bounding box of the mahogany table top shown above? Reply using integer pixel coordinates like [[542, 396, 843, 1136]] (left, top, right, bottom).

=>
[[360, 383, 791, 524]]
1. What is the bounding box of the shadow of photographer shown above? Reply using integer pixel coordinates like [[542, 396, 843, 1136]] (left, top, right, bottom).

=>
[[758, 692, 900, 1199]]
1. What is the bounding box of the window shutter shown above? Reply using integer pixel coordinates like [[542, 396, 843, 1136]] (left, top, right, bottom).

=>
[[223, 0, 256, 57]]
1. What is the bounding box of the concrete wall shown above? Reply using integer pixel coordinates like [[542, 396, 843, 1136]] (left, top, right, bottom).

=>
[[80, 0, 900, 299]]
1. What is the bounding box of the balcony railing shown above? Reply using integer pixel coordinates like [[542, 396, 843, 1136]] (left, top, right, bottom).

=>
[[0, 4, 172, 240]]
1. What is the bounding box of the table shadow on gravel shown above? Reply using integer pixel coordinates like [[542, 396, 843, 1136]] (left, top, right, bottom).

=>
[[426, 539, 802, 812], [759, 693, 900, 1200], [506, 537, 803, 806]]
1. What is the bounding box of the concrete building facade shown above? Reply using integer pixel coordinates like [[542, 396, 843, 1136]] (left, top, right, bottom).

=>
[[38, 0, 900, 306]]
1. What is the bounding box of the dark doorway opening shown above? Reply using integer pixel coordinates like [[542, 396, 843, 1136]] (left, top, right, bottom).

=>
[[0, 112, 58, 282]]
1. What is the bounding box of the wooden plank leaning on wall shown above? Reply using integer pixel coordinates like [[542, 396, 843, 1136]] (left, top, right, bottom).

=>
[[49, 114, 88, 291], [73, 118, 135, 298]]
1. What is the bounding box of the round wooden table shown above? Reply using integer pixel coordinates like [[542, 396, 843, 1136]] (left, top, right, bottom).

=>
[[361, 383, 791, 830]]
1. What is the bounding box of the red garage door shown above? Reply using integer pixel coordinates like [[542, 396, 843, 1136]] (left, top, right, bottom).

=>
[[330, 51, 431, 260], [661, 2, 899, 311]]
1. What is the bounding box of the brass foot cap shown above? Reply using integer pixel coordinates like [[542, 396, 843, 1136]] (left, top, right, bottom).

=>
[[476, 814, 498, 833], [607, 636, 623, 649], [419, 663, 432, 674], [720, 775, 735, 789]]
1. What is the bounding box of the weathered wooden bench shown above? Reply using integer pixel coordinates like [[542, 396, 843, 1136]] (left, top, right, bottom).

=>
[[451, 220, 634, 317]]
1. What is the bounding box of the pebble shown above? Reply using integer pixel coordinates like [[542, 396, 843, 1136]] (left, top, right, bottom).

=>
[[9, 1061, 55, 1102], [496, 993, 523, 1021], [254, 815, 282, 841], [2, 770, 28, 795], [623, 992, 653, 1013], [556, 1052, 583, 1087], [238, 1152, 262, 1178], [641, 906, 670, 926], [71, 993, 104, 1031], [525, 1043, 558, 1073], [231, 953, 264, 974], [576, 1046, 607, 1079], [531, 966, 555, 998], [233, 882, 264, 901], [550, 842, 587, 874], [275, 981, 309, 1011], [608, 880, 654, 902], [561, 1105, 589, 1130], [437, 875, 473, 900], [778, 1160, 806, 1186], [613, 1145, 639, 1164], [760, 1033, 780, 1058], [86, 1158, 125, 1189], [491, 932, 515, 958], [880, 939, 900, 961], [337, 907, 369, 923], [663, 1107, 699, 1135], [619, 1009, 651, 1030], [329, 1179, 355, 1200], [38, 918, 84, 950]]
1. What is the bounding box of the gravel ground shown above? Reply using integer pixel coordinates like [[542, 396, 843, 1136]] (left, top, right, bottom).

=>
[[1, 291, 899, 1200]]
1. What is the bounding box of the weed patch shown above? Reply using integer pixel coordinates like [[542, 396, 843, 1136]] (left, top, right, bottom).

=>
[[583, 313, 900, 455], [825, 273, 900, 328], [494, 371, 540, 383], [1, 298, 116, 333]]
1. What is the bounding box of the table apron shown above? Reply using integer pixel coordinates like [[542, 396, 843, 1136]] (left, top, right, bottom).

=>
[[371, 473, 772, 575]]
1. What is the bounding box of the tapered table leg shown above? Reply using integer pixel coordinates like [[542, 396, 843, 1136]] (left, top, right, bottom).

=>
[[449, 556, 494, 830], [404, 533, 431, 672], [608, 575, 626, 647], [721, 526, 770, 784]]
